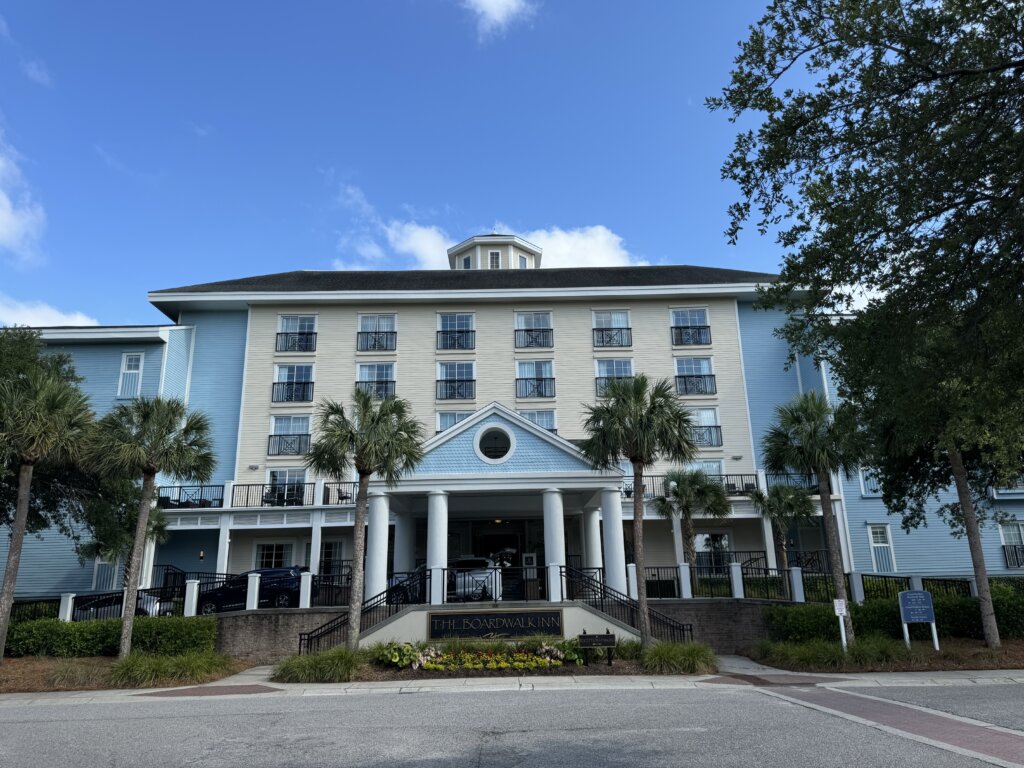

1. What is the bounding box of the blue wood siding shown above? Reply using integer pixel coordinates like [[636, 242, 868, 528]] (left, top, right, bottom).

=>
[[0, 525, 95, 596], [160, 326, 193, 401], [46, 342, 164, 416], [154, 530, 221, 574]]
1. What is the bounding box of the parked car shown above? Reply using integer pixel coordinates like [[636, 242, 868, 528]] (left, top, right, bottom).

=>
[[198, 566, 307, 614], [72, 591, 169, 621], [447, 556, 499, 601]]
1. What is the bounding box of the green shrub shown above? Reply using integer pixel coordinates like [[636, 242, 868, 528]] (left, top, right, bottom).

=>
[[109, 651, 233, 688], [756, 636, 916, 671], [615, 639, 643, 661], [45, 659, 110, 689], [272, 646, 362, 683], [370, 641, 421, 669], [641, 642, 718, 675], [764, 604, 838, 642], [5, 617, 217, 658]]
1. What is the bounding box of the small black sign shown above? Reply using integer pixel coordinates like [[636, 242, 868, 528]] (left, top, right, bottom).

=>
[[428, 610, 563, 639], [578, 633, 616, 649]]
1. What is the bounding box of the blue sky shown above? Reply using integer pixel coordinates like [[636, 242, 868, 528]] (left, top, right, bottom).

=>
[[0, 0, 776, 326]]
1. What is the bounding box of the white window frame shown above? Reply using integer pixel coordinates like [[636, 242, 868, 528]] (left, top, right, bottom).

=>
[[859, 468, 882, 497], [688, 459, 724, 475], [278, 314, 317, 333], [274, 363, 315, 383], [674, 356, 714, 376], [669, 307, 709, 328], [436, 411, 475, 431], [437, 312, 475, 331], [117, 352, 145, 399], [267, 467, 307, 485], [357, 362, 396, 381], [271, 415, 310, 435], [517, 409, 557, 430], [252, 540, 298, 570], [867, 524, 897, 572], [514, 311, 553, 330], [516, 359, 554, 379], [437, 361, 476, 380], [693, 406, 721, 427], [489, 250, 501, 269], [357, 313, 396, 332], [999, 521, 1024, 546], [593, 358, 633, 378], [592, 310, 630, 329]]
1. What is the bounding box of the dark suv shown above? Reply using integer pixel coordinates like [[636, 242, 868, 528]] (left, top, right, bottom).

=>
[[198, 566, 307, 614]]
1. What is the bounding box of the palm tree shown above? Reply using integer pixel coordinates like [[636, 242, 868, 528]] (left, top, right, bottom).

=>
[[0, 370, 93, 661], [305, 389, 425, 650], [652, 469, 731, 567], [580, 375, 697, 648], [88, 398, 214, 658], [749, 484, 815, 570], [762, 390, 859, 642]]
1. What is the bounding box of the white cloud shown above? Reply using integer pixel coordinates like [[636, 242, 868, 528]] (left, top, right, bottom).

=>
[[20, 59, 51, 87], [337, 184, 378, 221], [0, 134, 46, 266], [0, 294, 98, 327], [186, 121, 213, 138], [517, 225, 646, 268], [461, 0, 535, 39], [383, 221, 454, 270]]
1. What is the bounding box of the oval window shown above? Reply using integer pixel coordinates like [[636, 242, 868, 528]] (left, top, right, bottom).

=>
[[479, 428, 512, 460]]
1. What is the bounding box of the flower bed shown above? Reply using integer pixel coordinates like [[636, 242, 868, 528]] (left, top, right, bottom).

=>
[[372, 639, 580, 673]]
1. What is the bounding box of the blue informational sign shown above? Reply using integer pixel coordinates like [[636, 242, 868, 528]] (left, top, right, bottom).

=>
[[898, 590, 936, 624]]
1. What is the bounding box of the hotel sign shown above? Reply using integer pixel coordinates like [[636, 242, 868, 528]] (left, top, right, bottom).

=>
[[428, 610, 563, 639]]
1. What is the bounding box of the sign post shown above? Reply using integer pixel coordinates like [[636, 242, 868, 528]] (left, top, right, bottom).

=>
[[833, 599, 848, 652], [578, 629, 616, 666], [898, 590, 939, 651]]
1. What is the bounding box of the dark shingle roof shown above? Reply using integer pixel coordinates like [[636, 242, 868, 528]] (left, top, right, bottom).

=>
[[152, 264, 778, 295]]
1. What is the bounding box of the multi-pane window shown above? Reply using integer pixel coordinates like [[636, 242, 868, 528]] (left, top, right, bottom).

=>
[[269, 416, 310, 456], [269, 468, 306, 487], [1002, 523, 1024, 546], [356, 363, 396, 398], [868, 525, 896, 572], [519, 254, 528, 269], [516, 312, 551, 330], [357, 314, 396, 351], [593, 311, 631, 347], [439, 362, 474, 380], [861, 468, 882, 496], [462, 255, 471, 269], [277, 315, 317, 352], [438, 313, 475, 350], [1003, 524, 1024, 568], [280, 315, 316, 333], [437, 362, 475, 399], [272, 415, 309, 435], [671, 308, 711, 345], [438, 411, 474, 431], [518, 410, 556, 430], [359, 314, 395, 332], [516, 360, 555, 398], [117, 353, 143, 398], [675, 357, 716, 395], [676, 357, 712, 375], [273, 365, 314, 402], [440, 313, 473, 331], [595, 359, 633, 396], [690, 407, 723, 446], [256, 543, 292, 570], [689, 460, 723, 476], [276, 364, 313, 383], [489, 251, 501, 269], [515, 312, 553, 348]]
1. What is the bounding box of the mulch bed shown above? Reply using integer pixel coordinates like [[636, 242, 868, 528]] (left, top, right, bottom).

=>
[[351, 659, 649, 682], [0, 657, 250, 694]]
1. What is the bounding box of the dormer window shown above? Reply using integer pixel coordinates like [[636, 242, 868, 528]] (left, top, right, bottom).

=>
[[489, 251, 501, 269], [462, 255, 471, 270]]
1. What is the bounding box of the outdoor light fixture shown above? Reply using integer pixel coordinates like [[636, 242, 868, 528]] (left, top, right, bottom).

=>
[[495, 518, 503, 524], [198, 550, 205, 560], [248, 464, 260, 471]]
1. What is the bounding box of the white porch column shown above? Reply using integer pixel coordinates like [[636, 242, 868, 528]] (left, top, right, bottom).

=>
[[583, 508, 603, 570], [427, 491, 448, 605], [139, 536, 158, 589], [309, 510, 323, 575], [393, 511, 416, 574], [299, 572, 313, 608], [58, 593, 76, 622], [600, 488, 628, 594], [245, 572, 261, 610], [184, 580, 200, 616], [670, 516, 686, 564], [365, 491, 390, 599], [216, 513, 231, 574], [543, 489, 566, 602], [761, 516, 778, 569]]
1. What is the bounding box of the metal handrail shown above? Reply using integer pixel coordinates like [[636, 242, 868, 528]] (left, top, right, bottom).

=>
[[267, 434, 311, 456], [514, 328, 553, 348], [356, 331, 397, 351], [515, 378, 555, 398], [675, 374, 717, 395], [593, 327, 632, 347], [276, 332, 317, 352], [271, 381, 314, 402], [671, 325, 711, 345]]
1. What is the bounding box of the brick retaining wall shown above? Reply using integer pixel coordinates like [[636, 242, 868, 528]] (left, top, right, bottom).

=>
[[653, 599, 775, 653], [216, 608, 346, 663]]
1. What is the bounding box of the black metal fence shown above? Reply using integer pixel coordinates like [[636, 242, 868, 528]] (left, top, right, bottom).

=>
[[862, 573, 911, 601], [436, 330, 475, 350], [802, 572, 838, 603], [922, 577, 973, 598], [1003, 545, 1024, 569], [267, 434, 311, 456], [495, 567, 545, 601], [690, 566, 732, 598], [311, 573, 352, 607], [742, 567, 791, 601], [690, 425, 723, 447], [436, 379, 475, 399], [322, 482, 356, 505], [595, 376, 633, 397], [787, 550, 829, 573], [10, 597, 60, 623], [355, 380, 396, 399], [232, 482, 317, 507], [644, 566, 680, 599], [157, 485, 225, 509]]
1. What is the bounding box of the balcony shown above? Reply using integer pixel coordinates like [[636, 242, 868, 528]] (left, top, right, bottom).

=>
[[516, 378, 555, 398], [690, 425, 723, 447], [322, 481, 356, 505], [233, 483, 316, 508], [672, 325, 712, 345], [355, 380, 396, 399], [276, 332, 317, 352], [272, 382, 314, 402], [1004, 545, 1024, 569], [593, 327, 632, 347], [437, 330, 475, 350], [514, 328, 553, 349], [621, 473, 759, 499], [436, 379, 476, 399], [156, 485, 224, 509], [765, 472, 827, 493], [356, 331, 397, 351], [676, 374, 717, 395], [595, 375, 633, 397], [267, 434, 311, 456]]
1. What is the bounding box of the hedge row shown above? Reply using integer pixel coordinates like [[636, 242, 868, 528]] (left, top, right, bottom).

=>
[[6, 616, 217, 657], [764, 594, 1024, 643]]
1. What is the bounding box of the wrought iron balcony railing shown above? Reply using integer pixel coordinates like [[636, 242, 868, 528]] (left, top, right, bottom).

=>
[[514, 328, 553, 348], [436, 379, 476, 399], [322, 482, 356, 505], [620, 473, 759, 499], [690, 425, 723, 447], [765, 472, 827, 493], [676, 374, 717, 395], [233, 483, 316, 508], [276, 332, 317, 352], [356, 331, 397, 351], [436, 330, 476, 350], [156, 485, 225, 509], [593, 327, 632, 347], [515, 378, 555, 398], [1003, 544, 1024, 569], [267, 434, 311, 456], [355, 380, 396, 399], [271, 382, 314, 402], [595, 375, 633, 397], [671, 325, 712, 345]]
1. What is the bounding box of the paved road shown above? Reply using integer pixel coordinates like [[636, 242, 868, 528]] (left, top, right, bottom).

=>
[[0, 685, 1015, 768]]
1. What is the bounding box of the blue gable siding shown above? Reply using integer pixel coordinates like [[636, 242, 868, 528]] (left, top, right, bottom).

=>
[[0, 525, 95, 597], [415, 414, 595, 475], [161, 326, 193, 401], [46, 342, 164, 416], [179, 310, 248, 484]]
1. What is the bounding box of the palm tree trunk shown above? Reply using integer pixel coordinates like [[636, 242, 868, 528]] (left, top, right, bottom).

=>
[[817, 472, 855, 643], [774, 525, 789, 571], [119, 472, 156, 659], [346, 473, 371, 651], [948, 448, 1000, 649], [681, 514, 697, 569], [632, 461, 652, 648], [0, 463, 34, 662]]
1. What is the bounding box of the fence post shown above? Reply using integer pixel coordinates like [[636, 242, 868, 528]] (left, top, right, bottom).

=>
[[730, 562, 745, 599], [245, 572, 261, 611], [58, 593, 76, 622], [184, 579, 200, 617], [299, 572, 313, 608], [789, 567, 805, 603], [909, 575, 924, 592], [626, 564, 638, 598], [848, 571, 866, 604], [223, 481, 235, 509], [677, 563, 693, 599]]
